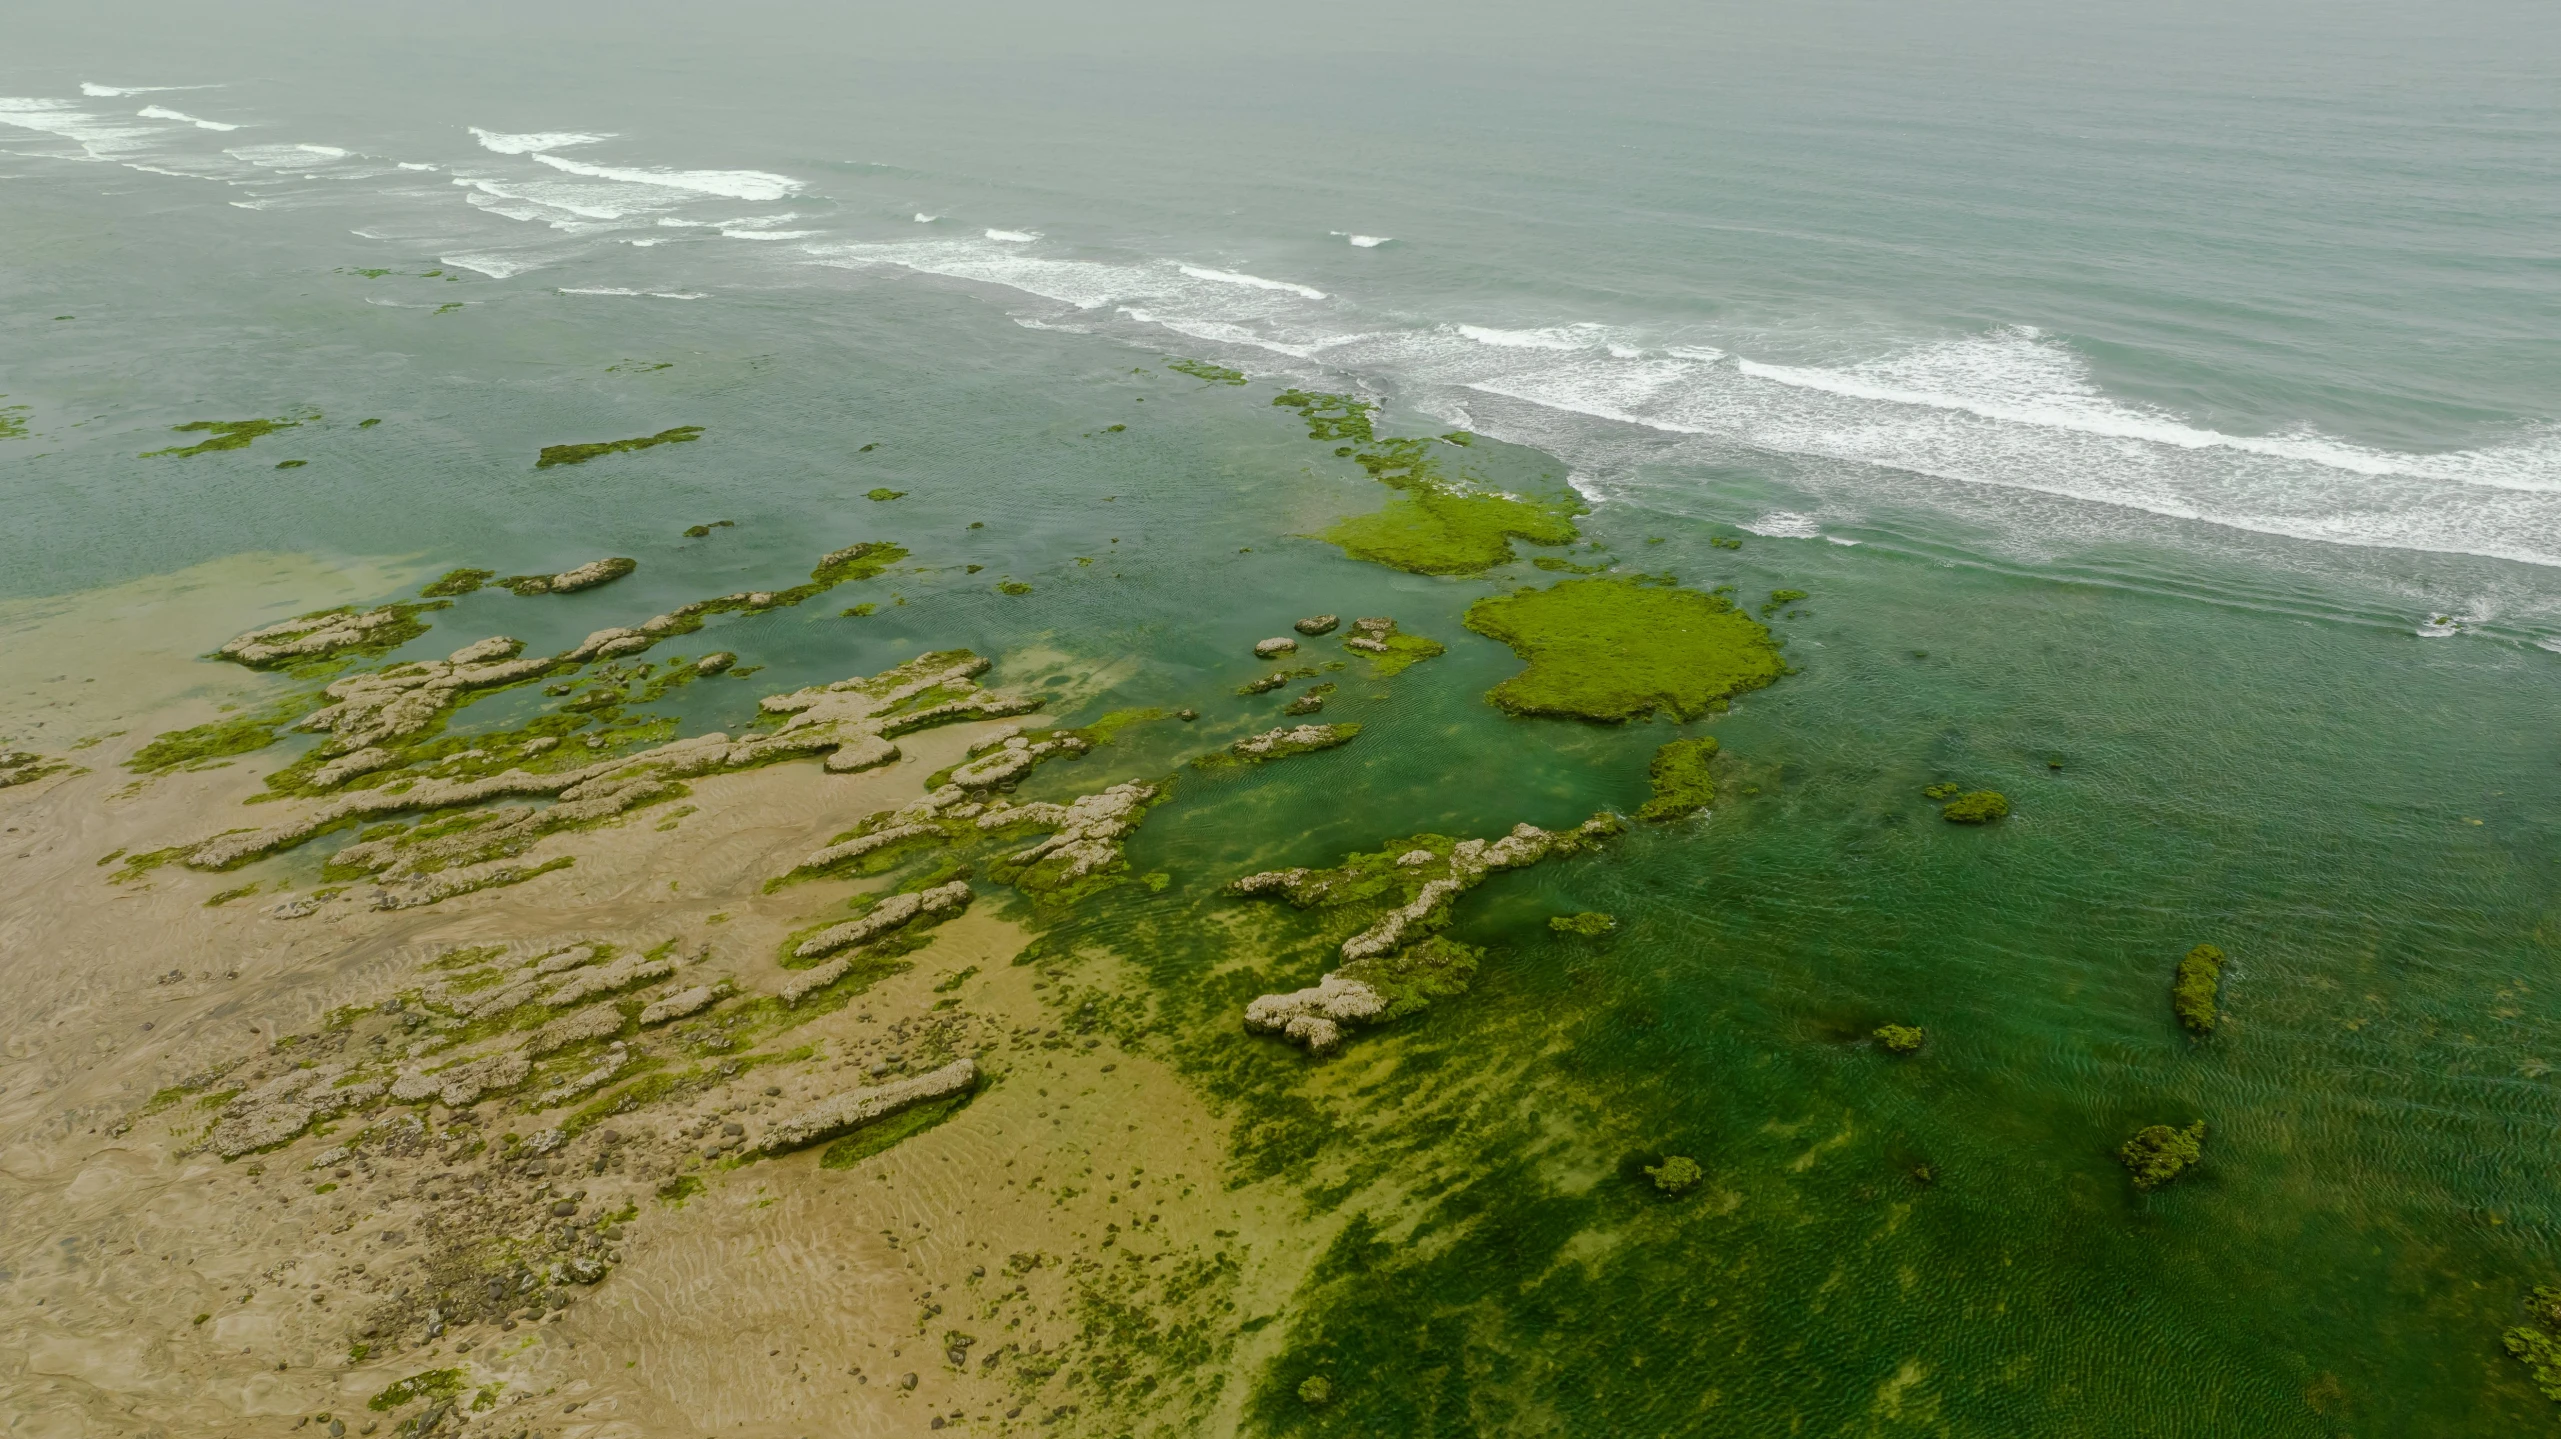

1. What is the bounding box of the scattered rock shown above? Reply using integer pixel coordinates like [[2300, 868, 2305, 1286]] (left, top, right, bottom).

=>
[[637, 983, 725, 1027], [1293, 615, 1339, 636], [1253, 637, 1298, 659], [1223, 724, 1358, 763], [794, 881, 974, 960], [694, 651, 736, 675]]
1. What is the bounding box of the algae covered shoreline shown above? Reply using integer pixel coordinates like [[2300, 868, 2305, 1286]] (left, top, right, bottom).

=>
[[5, 312, 2561, 1439]]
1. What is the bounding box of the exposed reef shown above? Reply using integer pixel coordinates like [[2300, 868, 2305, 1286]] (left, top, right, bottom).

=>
[[756, 1060, 978, 1155], [536, 426, 703, 468], [1234, 813, 1626, 1051], [1465, 578, 1785, 722], [497, 557, 637, 596], [2172, 944, 2225, 1034], [1201, 723, 1360, 768], [215, 603, 445, 670]]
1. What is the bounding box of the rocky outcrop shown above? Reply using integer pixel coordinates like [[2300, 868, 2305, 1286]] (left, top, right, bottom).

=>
[[1225, 723, 1358, 762], [1242, 974, 1384, 1054], [945, 728, 1090, 789], [1253, 637, 1299, 659], [523, 1004, 623, 1056], [780, 957, 853, 1005], [793, 881, 973, 961], [638, 983, 725, 1027], [530, 1044, 631, 1110], [549, 558, 637, 593], [565, 627, 652, 662], [1344, 615, 1397, 654], [1294, 615, 1339, 636], [1237, 813, 1627, 1051], [207, 1067, 389, 1157], [216, 606, 423, 668], [545, 955, 676, 1008], [390, 1053, 532, 1108], [758, 1059, 977, 1155], [295, 638, 549, 761], [976, 783, 1158, 891]]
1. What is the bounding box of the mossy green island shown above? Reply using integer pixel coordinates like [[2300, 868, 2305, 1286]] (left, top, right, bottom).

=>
[[1464, 578, 1785, 722]]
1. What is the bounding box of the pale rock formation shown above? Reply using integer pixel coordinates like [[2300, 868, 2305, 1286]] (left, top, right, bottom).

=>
[[758, 1059, 977, 1155], [1229, 723, 1357, 760], [975, 782, 1158, 886], [637, 983, 724, 1027], [545, 955, 676, 1008], [793, 881, 973, 960], [1243, 974, 1387, 1054], [780, 958, 852, 1005], [1254, 636, 1299, 659], [217, 607, 414, 667], [522, 1004, 622, 1056], [546, 558, 636, 593], [1294, 615, 1339, 635]]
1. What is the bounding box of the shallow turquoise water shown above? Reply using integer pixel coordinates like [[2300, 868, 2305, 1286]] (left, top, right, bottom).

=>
[[5, 3, 2561, 1431]]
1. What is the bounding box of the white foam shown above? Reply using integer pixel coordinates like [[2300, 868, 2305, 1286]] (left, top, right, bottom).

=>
[[1456, 323, 1606, 351], [1742, 511, 1824, 539], [914, 212, 939, 223], [1178, 265, 1326, 300], [2537, 637, 2561, 655], [396, 161, 438, 171], [1348, 235, 1391, 247], [136, 105, 237, 131], [985, 228, 1039, 243], [558, 287, 705, 299], [1825, 535, 1862, 546], [81, 82, 216, 97], [0, 96, 166, 159], [468, 127, 612, 155], [720, 227, 816, 240], [440, 253, 535, 279], [528, 150, 799, 201]]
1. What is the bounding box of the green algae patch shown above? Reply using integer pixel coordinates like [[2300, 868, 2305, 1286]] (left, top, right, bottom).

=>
[[1464, 579, 1784, 722], [0, 401, 29, 440], [866, 487, 907, 502], [2172, 944, 2225, 1034], [1354, 631, 1445, 677], [1270, 387, 1583, 574], [128, 696, 311, 773], [535, 425, 702, 468], [1168, 357, 1248, 386], [1322, 489, 1579, 576], [368, 1368, 465, 1411], [818, 1089, 975, 1169], [997, 581, 1034, 596], [143, 417, 301, 459], [1645, 1155, 1704, 1195], [420, 567, 493, 598], [1873, 1023, 1926, 1055], [1940, 790, 2010, 824], [1637, 735, 1718, 820], [1549, 912, 1617, 937], [2119, 1121, 2205, 1191], [2505, 1287, 2561, 1402]]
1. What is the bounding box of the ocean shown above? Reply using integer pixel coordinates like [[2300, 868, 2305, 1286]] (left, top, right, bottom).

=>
[[4, 1, 2559, 1432]]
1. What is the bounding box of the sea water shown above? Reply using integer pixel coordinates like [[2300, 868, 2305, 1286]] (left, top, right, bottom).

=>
[[4, 2, 2559, 1432]]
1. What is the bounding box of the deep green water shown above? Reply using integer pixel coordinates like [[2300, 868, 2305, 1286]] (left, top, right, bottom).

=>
[[6, 2, 2560, 1432]]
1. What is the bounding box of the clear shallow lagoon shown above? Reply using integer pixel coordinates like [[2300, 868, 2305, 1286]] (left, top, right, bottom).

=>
[[6, 2, 2560, 1432]]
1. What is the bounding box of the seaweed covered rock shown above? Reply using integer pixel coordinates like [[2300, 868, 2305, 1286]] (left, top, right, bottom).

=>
[[216, 604, 439, 669], [1645, 1155, 1704, 1195], [1638, 735, 1719, 821], [1873, 1023, 1926, 1055], [1464, 579, 1784, 722], [1235, 814, 1624, 1049], [2118, 1121, 2206, 1191], [1215, 723, 1359, 764], [978, 783, 1161, 896], [2172, 944, 2226, 1034], [1940, 790, 2010, 824], [2504, 1286, 2561, 1402]]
